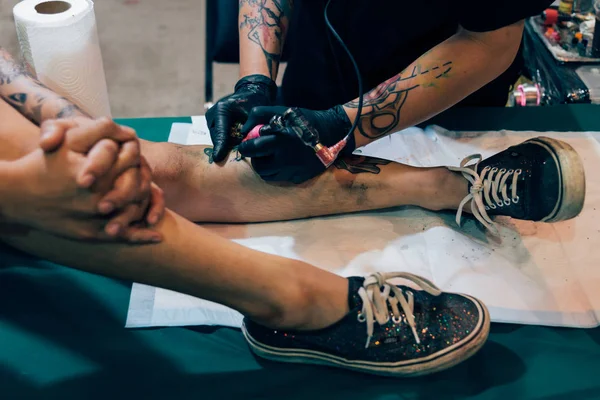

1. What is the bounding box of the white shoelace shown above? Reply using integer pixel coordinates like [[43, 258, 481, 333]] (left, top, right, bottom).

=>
[[357, 272, 442, 349], [448, 155, 522, 233]]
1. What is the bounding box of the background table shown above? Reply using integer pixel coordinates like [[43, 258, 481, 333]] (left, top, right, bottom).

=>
[[1, 106, 599, 399]]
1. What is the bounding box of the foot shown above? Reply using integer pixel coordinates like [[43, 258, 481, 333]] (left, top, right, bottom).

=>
[[242, 272, 490, 377], [449, 137, 586, 232]]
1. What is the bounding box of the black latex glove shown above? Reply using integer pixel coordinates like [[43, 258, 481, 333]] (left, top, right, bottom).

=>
[[206, 74, 277, 162], [237, 105, 355, 184]]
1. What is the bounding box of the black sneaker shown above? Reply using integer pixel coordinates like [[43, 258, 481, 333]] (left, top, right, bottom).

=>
[[242, 272, 490, 377], [449, 137, 586, 232]]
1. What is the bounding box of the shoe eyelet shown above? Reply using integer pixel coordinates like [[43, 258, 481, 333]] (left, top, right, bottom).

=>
[[490, 204, 497, 210], [508, 169, 514, 174], [515, 169, 522, 175], [491, 167, 498, 172], [497, 201, 504, 207], [357, 314, 366, 323], [484, 206, 490, 211], [499, 168, 506, 173], [512, 196, 520, 204], [392, 316, 402, 324], [504, 199, 512, 206]]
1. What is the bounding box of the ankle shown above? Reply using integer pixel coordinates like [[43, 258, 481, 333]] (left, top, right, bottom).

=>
[[418, 168, 467, 211], [252, 262, 349, 331]]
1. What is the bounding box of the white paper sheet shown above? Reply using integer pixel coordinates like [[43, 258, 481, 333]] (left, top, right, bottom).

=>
[[126, 120, 600, 329]]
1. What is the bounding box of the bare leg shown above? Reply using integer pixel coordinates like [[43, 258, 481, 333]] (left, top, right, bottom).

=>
[[142, 140, 469, 223], [0, 209, 349, 330]]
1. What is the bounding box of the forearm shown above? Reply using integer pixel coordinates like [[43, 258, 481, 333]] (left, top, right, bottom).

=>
[[0, 47, 89, 126], [239, 0, 293, 80], [344, 22, 523, 147]]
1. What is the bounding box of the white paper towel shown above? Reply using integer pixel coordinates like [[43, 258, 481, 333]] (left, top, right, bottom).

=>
[[13, 0, 111, 117]]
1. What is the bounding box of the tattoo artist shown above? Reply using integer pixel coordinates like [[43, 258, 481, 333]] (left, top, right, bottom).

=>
[[207, 0, 553, 184]]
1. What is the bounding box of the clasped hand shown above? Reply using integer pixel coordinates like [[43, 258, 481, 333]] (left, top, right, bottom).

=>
[[4, 118, 165, 243]]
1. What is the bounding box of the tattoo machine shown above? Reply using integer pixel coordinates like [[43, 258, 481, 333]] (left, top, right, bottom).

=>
[[240, 108, 351, 167], [234, 0, 364, 168]]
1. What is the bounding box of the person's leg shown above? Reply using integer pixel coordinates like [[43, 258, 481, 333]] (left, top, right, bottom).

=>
[[1, 208, 349, 330], [142, 140, 466, 223], [143, 134, 585, 231]]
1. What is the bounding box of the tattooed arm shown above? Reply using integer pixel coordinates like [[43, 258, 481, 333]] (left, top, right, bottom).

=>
[[239, 0, 293, 81], [343, 22, 524, 148], [0, 47, 89, 126]]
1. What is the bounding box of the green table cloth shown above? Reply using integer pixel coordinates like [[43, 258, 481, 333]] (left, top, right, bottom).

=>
[[1, 105, 599, 399]]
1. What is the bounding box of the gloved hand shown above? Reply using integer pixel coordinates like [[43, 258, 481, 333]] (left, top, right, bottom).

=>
[[206, 74, 278, 162], [237, 105, 355, 184]]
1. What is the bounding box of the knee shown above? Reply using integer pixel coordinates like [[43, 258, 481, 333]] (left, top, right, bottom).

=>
[[142, 141, 184, 184]]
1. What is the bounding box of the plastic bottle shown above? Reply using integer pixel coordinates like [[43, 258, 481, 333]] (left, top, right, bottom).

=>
[[559, 0, 575, 13]]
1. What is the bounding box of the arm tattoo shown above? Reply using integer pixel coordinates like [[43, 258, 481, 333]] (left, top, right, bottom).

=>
[[345, 61, 453, 139], [0, 47, 88, 125], [239, 0, 292, 79], [334, 156, 391, 175]]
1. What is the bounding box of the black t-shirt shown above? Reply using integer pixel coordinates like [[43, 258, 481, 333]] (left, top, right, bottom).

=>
[[280, 0, 553, 109]]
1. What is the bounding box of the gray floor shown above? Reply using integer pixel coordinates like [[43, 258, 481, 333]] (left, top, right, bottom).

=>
[[1, 0, 242, 118]]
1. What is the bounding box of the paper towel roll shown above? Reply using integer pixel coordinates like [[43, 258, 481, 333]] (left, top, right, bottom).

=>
[[13, 0, 111, 117]]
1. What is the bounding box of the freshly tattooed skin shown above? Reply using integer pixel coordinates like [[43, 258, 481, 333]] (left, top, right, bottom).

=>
[[345, 61, 453, 139], [203, 145, 389, 176], [204, 146, 245, 164], [0, 47, 88, 125], [239, 0, 293, 80]]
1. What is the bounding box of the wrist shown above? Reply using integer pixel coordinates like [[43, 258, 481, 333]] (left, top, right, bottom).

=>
[[235, 74, 278, 102]]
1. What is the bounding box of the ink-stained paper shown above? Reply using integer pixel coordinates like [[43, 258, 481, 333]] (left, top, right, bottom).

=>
[[126, 121, 600, 329]]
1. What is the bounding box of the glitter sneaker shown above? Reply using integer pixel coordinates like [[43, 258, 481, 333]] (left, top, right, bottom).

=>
[[242, 272, 490, 377], [449, 137, 586, 232]]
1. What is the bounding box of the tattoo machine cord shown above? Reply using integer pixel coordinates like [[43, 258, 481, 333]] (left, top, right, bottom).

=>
[[241, 0, 364, 168]]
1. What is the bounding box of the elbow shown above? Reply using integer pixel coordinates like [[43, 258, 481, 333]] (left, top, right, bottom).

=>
[[460, 20, 524, 77]]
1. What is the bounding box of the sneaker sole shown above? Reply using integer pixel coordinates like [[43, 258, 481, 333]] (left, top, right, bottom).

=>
[[242, 295, 490, 378], [527, 137, 586, 223]]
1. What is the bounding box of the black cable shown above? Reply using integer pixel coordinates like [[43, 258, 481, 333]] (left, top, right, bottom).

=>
[[325, 13, 348, 101], [324, 0, 363, 141]]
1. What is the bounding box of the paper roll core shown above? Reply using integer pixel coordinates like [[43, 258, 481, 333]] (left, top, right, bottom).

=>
[[35, 1, 72, 14]]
